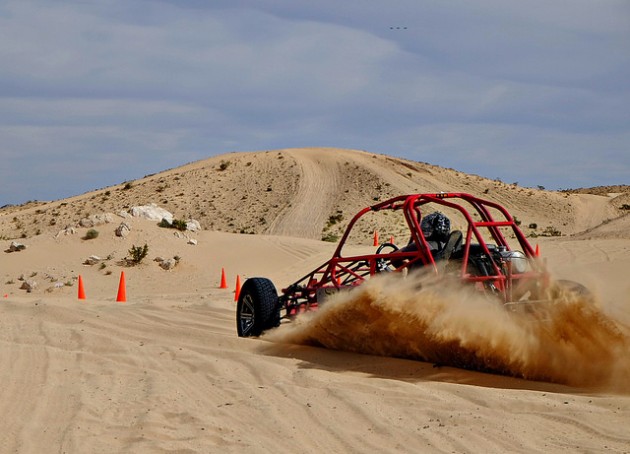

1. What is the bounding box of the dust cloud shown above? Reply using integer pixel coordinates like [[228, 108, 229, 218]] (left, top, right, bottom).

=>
[[268, 272, 630, 390]]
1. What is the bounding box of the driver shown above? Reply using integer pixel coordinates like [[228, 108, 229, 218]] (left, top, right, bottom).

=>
[[420, 211, 451, 251], [388, 211, 459, 270], [395, 211, 453, 265]]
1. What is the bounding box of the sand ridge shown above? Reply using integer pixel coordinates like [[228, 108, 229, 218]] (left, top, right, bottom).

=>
[[2, 148, 626, 241]]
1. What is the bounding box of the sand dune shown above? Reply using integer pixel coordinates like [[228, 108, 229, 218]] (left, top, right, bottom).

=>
[[1, 148, 629, 453]]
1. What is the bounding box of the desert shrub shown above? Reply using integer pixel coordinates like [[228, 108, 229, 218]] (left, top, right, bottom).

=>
[[84, 229, 99, 240], [171, 219, 187, 231], [158, 218, 188, 231], [327, 211, 344, 226], [218, 160, 230, 171], [322, 232, 339, 243], [128, 243, 149, 265], [542, 226, 562, 237], [621, 204, 630, 210]]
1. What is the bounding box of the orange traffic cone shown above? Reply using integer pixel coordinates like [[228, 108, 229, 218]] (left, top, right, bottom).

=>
[[234, 275, 241, 302], [78, 275, 86, 300], [116, 271, 127, 303], [535, 244, 540, 257], [373, 230, 379, 247], [219, 268, 228, 289], [389, 235, 394, 244]]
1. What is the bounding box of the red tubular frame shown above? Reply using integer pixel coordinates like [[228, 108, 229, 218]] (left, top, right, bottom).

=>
[[279, 193, 547, 315]]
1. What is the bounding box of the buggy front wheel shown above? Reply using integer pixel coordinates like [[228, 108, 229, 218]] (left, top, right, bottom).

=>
[[236, 277, 280, 337]]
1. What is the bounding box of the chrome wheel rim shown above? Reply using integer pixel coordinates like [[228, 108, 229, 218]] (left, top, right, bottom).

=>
[[239, 294, 255, 335]]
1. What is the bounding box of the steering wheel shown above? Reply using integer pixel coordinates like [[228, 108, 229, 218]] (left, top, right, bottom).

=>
[[375, 242, 399, 272]]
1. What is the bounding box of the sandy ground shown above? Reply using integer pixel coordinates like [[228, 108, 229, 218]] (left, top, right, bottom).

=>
[[1, 148, 629, 453]]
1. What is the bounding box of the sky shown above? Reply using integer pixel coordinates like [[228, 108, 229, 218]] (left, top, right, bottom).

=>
[[1, 0, 629, 205]]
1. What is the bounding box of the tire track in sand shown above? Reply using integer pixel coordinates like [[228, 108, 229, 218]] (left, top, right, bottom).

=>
[[265, 149, 342, 240]]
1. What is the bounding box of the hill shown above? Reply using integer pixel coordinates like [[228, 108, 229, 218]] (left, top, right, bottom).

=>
[[1, 148, 627, 241]]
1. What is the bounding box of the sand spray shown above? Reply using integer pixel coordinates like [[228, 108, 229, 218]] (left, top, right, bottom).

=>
[[268, 271, 630, 391]]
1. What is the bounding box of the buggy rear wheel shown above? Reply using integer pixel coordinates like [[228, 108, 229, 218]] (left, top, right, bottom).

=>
[[550, 279, 593, 301], [236, 277, 280, 337]]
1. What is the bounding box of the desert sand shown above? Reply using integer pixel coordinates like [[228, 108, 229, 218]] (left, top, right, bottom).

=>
[[1, 148, 629, 453]]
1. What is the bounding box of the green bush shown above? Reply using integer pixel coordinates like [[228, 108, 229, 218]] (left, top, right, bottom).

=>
[[322, 232, 339, 243], [542, 226, 562, 237], [84, 229, 99, 240], [128, 243, 149, 265], [171, 219, 188, 231], [158, 218, 188, 231]]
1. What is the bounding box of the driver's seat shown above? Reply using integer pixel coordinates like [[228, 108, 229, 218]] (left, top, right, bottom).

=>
[[435, 230, 463, 262]]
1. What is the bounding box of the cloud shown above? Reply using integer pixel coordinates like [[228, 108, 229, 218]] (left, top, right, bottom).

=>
[[0, 0, 628, 204]]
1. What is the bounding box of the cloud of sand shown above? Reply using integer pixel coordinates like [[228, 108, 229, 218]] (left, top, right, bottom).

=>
[[267, 272, 630, 391]]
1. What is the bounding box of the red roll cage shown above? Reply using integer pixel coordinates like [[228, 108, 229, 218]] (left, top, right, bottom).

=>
[[280, 193, 546, 314]]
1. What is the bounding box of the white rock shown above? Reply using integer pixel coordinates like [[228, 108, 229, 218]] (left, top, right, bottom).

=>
[[83, 255, 102, 265], [130, 204, 173, 223], [186, 219, 202, 232], [20, 280, 37, 292], [80, 213, 115, 227], [159, 258, 177, 270], [7, 241, 26, 252], [55, 226, 76, 237], [187, 238, 198, 245], [115, 222, 132, 238]]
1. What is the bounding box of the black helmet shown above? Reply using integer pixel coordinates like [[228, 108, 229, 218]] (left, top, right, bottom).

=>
[[421, 212, 451, 242]]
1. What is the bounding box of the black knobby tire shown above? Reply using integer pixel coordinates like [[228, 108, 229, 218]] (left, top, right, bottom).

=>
[[236, 277, 280, 337]]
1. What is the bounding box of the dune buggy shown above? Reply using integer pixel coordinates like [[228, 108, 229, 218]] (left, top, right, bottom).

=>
[[236, 192, 580, 337]]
